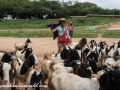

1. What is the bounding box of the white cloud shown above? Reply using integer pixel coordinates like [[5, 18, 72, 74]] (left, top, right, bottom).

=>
[[62, 0, 120, 9]]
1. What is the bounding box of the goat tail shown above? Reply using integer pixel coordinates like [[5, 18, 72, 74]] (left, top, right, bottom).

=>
[[43, 53, 49, 60]]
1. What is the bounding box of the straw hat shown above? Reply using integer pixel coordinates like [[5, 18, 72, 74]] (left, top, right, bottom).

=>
[[58, 18, 67, 22], [70, 22, 72, 23]]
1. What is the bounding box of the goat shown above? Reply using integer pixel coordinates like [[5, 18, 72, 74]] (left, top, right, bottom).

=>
[[114, 48, 120, 60], [88, 59, 98, 74], [105, 46, 116, 66], [97, 41, 108, 66], [15, 38, 32, 51], [98, 41, 108, 49], [74, 62, 92, 78], [48, 62, 99, 90], [60, 46, 80, 66], [25, 69, 44, 90], [0, 51, 13, 63], [41, 55, 73, 83], [99, 67, 120, 90], [88, 40, 97, 49], [0, 62, 15, 90], [15, 47, 33, 62], [82, 45, 90, 62], [86, 50, 99, 63], [50, 61, 120, 90], [10, 54, 38, 90], [112, 42, 119, 53], [75, 38, 87, 49]]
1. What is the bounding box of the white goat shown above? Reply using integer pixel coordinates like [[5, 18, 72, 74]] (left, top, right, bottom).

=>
[[15, 38, 32, 50], [0, 63, 12, 90], [105, 47, 115, 66], [51, 73, 99, 90], [41, 56, 73, 82]]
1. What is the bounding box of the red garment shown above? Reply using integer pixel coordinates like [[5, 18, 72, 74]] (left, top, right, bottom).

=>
[[58, 29, 69, 45], [66, 38, 69, 45]]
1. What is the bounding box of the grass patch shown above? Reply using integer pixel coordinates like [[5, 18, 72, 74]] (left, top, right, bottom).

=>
[[0, 19, 57, 30], [102, 30, 120, 38], [73, 30, 98, 38], [0, 30, 52, 38], [0, 17, 120, 38], [0, 28, 119, 38], [0, 17, 120, 30]]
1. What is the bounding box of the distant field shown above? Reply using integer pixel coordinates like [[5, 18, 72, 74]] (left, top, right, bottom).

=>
[[0, 17, 120, 38], [0, 29, 119, 38], [0, 17, 120, 30]]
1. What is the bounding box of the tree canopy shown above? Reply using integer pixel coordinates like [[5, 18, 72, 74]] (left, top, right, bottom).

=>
[[0, 0, 120, 19]]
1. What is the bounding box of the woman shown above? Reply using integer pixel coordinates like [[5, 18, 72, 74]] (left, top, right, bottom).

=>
[[68, 22, 74, 44], [52, 18, 71, 53]]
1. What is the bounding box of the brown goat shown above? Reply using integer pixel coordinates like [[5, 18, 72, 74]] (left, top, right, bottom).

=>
[[74, 62, 92, 78], [76, 38, 87, 49]]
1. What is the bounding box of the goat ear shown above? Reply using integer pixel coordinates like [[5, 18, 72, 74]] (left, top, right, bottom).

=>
[[30, 72, 36, 85], [113, 42, 115, 44]]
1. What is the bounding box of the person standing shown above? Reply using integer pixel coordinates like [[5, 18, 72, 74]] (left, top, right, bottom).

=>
[[52, 18, 71, 53], [68, 22, 74, 44]]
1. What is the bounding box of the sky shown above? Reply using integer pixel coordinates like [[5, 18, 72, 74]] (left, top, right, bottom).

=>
[[63, 0, 120, 9]]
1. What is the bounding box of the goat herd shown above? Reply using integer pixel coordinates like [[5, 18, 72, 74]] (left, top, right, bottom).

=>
[[0, 38, 120, 90], [0, 39, 43, 90]]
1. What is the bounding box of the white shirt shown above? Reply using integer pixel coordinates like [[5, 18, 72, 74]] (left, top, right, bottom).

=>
[[52, 26, 71, 39]]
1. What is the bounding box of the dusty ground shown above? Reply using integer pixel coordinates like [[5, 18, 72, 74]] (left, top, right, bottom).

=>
[[104, 22, 120, 30], [0, 37, 120, 70]]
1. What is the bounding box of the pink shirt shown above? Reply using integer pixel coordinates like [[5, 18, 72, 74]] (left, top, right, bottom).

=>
[[69, 25, 73, 31]]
